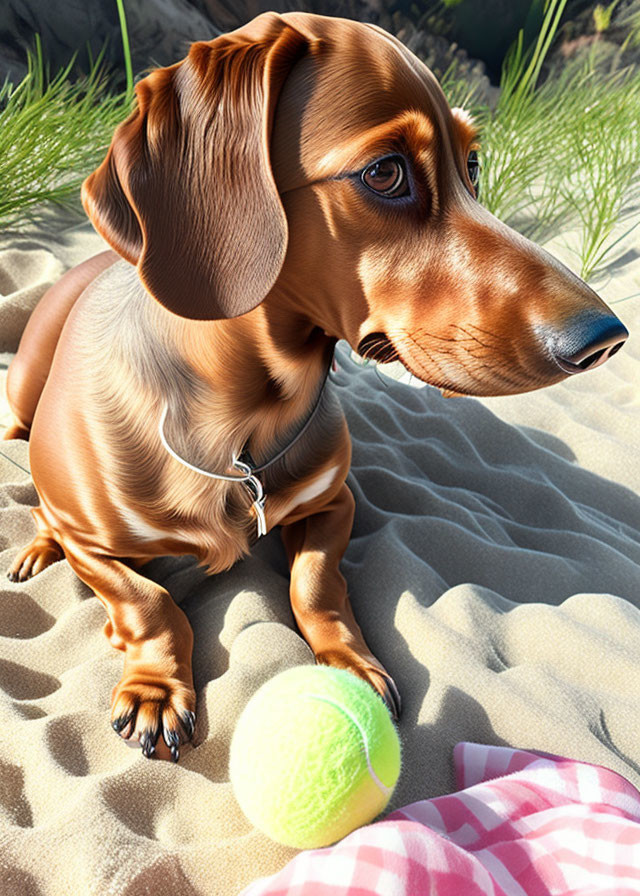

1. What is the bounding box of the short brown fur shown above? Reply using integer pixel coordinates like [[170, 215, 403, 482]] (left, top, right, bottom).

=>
[[5, 12, 626, 760]]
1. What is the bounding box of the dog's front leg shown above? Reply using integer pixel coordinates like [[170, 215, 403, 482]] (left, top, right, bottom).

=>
[[281, 483, 401, 719], [63, 542, 196, 761]]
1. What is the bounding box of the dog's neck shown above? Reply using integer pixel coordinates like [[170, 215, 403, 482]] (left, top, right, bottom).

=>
[[166, 291, 336, 467]]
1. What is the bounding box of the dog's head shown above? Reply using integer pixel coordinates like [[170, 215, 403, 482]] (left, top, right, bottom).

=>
[[83, 12, 628, 396]]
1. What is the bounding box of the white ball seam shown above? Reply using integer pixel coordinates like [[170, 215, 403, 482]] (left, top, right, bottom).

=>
[[306, 694, 392, 797]]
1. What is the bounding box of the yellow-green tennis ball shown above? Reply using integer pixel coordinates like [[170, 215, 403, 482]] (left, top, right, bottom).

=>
[[229, 665, 401, 849]]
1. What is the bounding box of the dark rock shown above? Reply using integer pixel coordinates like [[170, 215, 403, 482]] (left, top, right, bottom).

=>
[[0, 0, 217, 87], [544, 0, 640, 77], [0, 0, 492, 110]]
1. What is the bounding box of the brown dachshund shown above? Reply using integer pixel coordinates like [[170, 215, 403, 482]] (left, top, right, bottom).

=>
[[4, 12, 628, 762]]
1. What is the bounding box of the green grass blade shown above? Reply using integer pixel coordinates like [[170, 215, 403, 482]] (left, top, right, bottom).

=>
[[115, 0, 134, 99], [0, 39, 129, 228]]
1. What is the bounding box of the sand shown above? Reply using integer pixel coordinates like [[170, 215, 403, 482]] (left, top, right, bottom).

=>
[[0, 213, 638, 895]]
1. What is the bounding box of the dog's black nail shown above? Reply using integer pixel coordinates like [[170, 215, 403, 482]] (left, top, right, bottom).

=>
[[140, 728, 159, 758], [387, 678, 402, 719], [162, 725, 181, 761], [112, 711, 134, 734], [163, 727, 180, 749], [180, 711, 195, 739], [380, 678, 401, 722]]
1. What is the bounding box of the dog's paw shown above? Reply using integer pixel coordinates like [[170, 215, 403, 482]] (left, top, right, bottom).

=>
[[314, 648, 402, 721], [111, 674, 196, 762], [7, 535, 64, 582]]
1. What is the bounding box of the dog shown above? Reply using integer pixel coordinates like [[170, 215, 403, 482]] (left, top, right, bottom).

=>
[[4, 12, 628, 762]]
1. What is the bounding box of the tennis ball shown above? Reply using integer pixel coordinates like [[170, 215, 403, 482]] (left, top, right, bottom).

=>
[[229, 665, 401, 849]]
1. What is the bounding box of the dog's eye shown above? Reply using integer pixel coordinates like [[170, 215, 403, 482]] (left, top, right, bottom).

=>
[[361, 156, 408, 198], [467, 150, 480, 192]]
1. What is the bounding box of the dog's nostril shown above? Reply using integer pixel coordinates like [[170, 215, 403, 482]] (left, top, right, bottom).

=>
[[553, 314, 629, 374], [575, 347, 605, 370]]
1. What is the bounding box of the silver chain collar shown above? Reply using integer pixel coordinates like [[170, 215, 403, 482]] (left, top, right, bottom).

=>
[[157, 354, 334, 539]]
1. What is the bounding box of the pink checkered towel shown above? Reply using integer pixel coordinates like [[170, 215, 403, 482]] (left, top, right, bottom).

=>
[[242, 742, 640, 895]]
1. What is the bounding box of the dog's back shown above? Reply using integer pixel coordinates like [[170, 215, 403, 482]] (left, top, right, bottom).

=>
[[4, 250, 117, 440]]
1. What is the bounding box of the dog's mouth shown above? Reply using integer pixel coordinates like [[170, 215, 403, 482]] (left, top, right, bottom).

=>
[[356, 332, 401, 364], [356, 331, 469, 397]]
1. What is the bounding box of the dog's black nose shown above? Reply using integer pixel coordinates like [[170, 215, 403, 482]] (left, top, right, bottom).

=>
[[552, 313, 628, 374]]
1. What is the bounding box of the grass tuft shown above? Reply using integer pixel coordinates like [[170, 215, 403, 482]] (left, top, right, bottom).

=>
[[0, 36, 130, 228], [1, 2, 639, 286], [444, 0, 640, 280]]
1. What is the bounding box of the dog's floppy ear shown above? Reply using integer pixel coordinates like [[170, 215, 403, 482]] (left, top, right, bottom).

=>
[[82, 13, 310, 320]]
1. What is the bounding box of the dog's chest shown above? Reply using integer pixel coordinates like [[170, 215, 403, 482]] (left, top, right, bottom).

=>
[[105, 379, 348, 569], [76, 265, 348, 563]]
